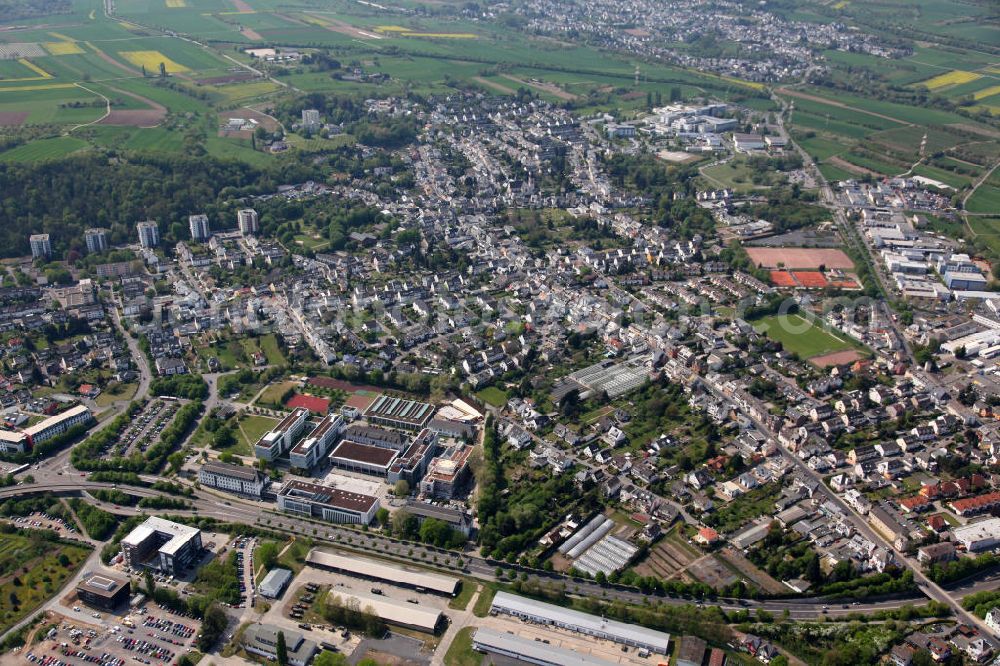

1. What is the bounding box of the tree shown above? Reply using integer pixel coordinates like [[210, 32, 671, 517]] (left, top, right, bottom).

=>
[[198, 603, 228, 652], [257, 541, 280, 570], [391, 509, 417, 538], [276, 631, 288, 666], [393, 479, 410, 497], [144, 569, 156, 597], [375, 507, 389, 527]]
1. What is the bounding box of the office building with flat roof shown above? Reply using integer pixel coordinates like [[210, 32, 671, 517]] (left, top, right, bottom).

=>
[[198, 460, 269, 498], [364, 395, 435, 431], [77, 573, 130, 611], [954, 518, 1000, 552], [276, 479, 379, 525], [419, 444, 472, 499], [255, 408, 310, 461], [121, 517, 202, 576], [328, 440, 399, 477], [290, 413, 344, 470], [387, 429, 438, 485]]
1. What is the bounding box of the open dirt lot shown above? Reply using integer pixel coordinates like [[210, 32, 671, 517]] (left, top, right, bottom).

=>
[[745, 247, 854, 270], [0, 111, 28, 126], [810, 349, 864, 368]]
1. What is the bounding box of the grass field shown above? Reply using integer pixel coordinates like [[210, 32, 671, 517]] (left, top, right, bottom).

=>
[[0, 136, 89, 163], [235, 414, 278, 450], [0, 531, 92, 634], [751, 313, 858, 360], [968, 185, 1000, 214], [443, 627, 480, 666], [476, 386, 508, 408]]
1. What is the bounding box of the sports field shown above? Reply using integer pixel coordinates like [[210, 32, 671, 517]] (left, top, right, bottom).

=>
[[745, 247, 854, 270], [752, 313, 862, 362]]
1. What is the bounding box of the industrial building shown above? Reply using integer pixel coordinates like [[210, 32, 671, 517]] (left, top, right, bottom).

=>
[[323, 590, 444, 632], [258, 568, 292, 599], [276, 479, 379, 525], [243, 624, 316, 666], [472, 628, 619, 666], [305, 548, 460, 596], [954, 518, 1000, 552], [197, 460, 269, 498], [76, 573, 130, 611], [364, 395, 435, 431], [121, 517, 203, 576], [255, 408, 310, 461], [489, 591, 671, 655], [290, 412, 345, 470]]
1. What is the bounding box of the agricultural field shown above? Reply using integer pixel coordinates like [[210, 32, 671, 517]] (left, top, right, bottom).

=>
[[0, 530, 92, 634], [751, 313, 863, 362]]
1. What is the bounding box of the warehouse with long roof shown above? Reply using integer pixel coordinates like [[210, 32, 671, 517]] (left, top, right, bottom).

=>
[[305, 548, 460, 596], [489, 591, 671, 654]]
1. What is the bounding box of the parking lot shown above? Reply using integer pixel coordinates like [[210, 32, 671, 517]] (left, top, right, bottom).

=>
[[101, 401, 179, 459], [19, 606, 201, 666], [7, 512, 81, 541]]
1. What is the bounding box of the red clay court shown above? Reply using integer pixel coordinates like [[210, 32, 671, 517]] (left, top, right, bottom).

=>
[[745, 247, 854, 270], [286, 393, 330, 414], [792, 271, 828, 288], [770, 271, 797, 287]]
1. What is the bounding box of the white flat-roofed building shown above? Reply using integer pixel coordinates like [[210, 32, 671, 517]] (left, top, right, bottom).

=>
[[276, 480, 379, 525], [255, 408, 310, 461], [489, 591, 671, 654], [305, 548, 460, 596], [472, 628, 619, 666], [121, 517, 202, 576], [290, 413, 344, 470], [954, 518, 1000, 552], [258, 568, 292, 599], [198, 460, 269, 498]]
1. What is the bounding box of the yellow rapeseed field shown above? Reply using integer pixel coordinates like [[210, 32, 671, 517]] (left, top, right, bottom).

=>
[[120, 50, 189, 73], [919, 70, 981, 90], [17, 59, 53, 78], [44, 41, 85, 55], [972, 85, 1000, 101], [165, 0, 187, 7]]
